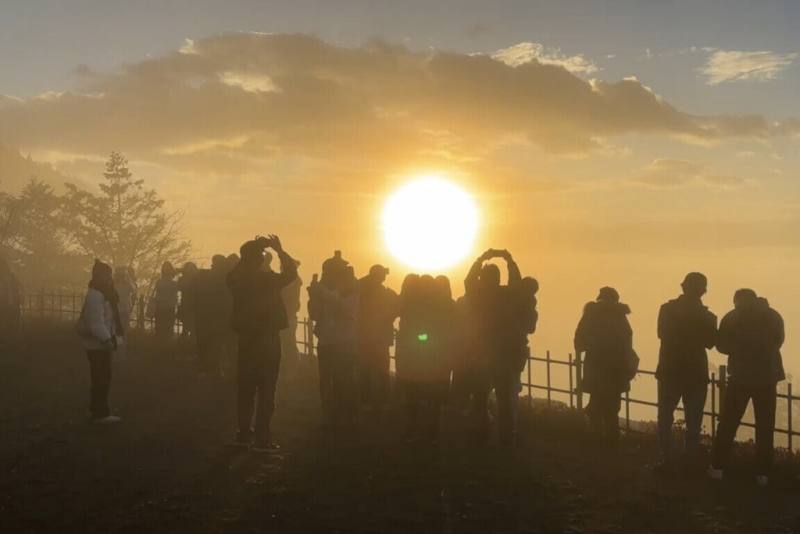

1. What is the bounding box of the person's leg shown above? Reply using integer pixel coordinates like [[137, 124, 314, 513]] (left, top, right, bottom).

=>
[[236, 335, 258, 439], [682, 382, 708, 458], [255, 333, 282, 441], [657, 379, 683, 463], [405, 381, 420, 436], [604, 390, 622, 446], [357, 346, 373, 406], [317, 345, 334, 419], [711, 383, 751, 470], [87, 350, 111, 419], [494, 372, 515, 445], [752, 383, 777, 476]]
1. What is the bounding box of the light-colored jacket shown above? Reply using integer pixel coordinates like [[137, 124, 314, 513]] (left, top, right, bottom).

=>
[[77, 288, 117, 351], [310, 284, 359, 352]]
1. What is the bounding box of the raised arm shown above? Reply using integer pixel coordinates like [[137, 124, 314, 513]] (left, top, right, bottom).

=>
[[267, 235, 298, 288], [500, 250, 521, 287], [464, 250, 490, 294]]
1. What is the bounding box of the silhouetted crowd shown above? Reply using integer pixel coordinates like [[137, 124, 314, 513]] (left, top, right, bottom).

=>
[[1, 235, 787, 487]]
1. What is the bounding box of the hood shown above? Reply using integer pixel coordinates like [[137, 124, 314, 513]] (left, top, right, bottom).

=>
[[584, 300, 631, 316]]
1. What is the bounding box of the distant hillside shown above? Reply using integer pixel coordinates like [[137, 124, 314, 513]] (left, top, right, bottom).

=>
[[0, 145, 71, 192]]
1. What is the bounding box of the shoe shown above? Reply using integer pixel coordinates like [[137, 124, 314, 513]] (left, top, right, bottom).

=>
[[756, 475, 769, 487], [251, 439, 280, 452], [232, 431, 253, 447], [91, 415, 121, 425], [707, 467, 724, 480]]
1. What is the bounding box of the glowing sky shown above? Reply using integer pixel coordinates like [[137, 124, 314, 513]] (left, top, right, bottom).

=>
[[1, 0, 799, 376]]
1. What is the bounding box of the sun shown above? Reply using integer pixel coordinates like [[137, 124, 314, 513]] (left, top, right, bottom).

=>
[[382, 175, 479, 272]]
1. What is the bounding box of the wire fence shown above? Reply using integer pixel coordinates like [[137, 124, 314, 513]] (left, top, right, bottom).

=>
[[19, 290, 800, 451]]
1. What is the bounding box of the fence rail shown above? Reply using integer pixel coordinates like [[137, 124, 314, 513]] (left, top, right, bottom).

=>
[[19, 291, 799, 451]]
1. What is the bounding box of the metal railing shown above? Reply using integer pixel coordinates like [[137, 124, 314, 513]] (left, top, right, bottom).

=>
[[20, 291, 799, 450], [522, 350, 799, 451]]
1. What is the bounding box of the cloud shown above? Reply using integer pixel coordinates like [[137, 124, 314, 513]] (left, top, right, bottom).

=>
[[0, 33, 783, 189], [635, 158, 747, 189], [699, 48, 797, 85], [492, 42, 598, 75]]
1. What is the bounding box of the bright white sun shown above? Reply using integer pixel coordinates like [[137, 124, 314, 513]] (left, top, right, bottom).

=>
[[382, 176, 479, 271]]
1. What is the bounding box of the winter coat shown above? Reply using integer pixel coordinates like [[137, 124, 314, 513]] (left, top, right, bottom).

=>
[[77, 288, 117, 351], [395, 295, 454, 385], [309, 283, 360, 353], [575, 301, 633, 394], [656, 295, 717, 385], [717, 298, 785, 386], [358, 280, 399, 350]]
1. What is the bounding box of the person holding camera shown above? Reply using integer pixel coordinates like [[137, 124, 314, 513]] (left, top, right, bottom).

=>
[[227, 234, 298, 450]]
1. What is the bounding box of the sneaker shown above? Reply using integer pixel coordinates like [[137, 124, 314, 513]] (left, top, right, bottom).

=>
[[707, 467, 724, 480], [91, 415, 121, 425], [756, 475, 769, 487]]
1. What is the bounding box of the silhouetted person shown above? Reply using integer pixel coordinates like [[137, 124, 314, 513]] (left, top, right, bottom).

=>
[[396, 274, 449, 441], [177, 262, 199, 343], [0, 256, 22, 343], [575, 287, 633, 447], [710, 289, 785, 486], [465, 248, 530, 445], [309, 250, 350, 421], [76, 260, 124, 424], [656, 272, 717, 471], [114, 266, 136, 332], [153, 261, 179, 344], [193, 255, 231, 377], [227, 235, 297, 449], [309, 263, 360, 427], [358, 264, 399, 409]]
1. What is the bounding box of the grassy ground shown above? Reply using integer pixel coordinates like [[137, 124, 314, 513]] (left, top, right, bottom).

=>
[[1, 322, 799, 533]]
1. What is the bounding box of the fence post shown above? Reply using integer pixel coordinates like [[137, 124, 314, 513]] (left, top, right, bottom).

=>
[[788, 382, 793, 452], [710, 372, 716, 440], [624, 390, 630, 431], [718, 365, 727, 417], [546, 350, 551, 407], [527, 352, 532, 407], [38, 289, 44, 317], [568, 353, 574, 409], [575, 352, 583, 411], [137, 295, 145, 331], [307, 319, 315, 358]]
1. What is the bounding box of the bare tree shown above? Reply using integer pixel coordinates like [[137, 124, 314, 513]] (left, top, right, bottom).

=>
[[63, 151, 191, 286]]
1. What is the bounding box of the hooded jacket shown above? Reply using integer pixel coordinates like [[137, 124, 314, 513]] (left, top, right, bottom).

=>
[[574, 300, 633, 394], [717, 297, 785, 386], [656, 295, 717, 385]]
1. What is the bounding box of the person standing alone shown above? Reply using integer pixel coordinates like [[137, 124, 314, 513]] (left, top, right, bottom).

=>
[[227, 235, 298, 450], [76, 260, 124, 424]]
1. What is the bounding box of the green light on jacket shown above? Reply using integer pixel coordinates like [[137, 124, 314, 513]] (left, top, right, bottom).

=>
[[417, 333, 429, 342]]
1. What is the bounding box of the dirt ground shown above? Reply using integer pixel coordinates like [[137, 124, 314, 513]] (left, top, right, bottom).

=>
[[2, 323, 800, 533]]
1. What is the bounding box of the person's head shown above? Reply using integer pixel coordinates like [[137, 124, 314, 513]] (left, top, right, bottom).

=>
[[226, 254, 240, 271], [161, 261, 176, 279], [182, 262, 198, 277], [521, 277, 539, 297], [480, 263, 501, 288], [92, 259, 113, 286], [681, 272, 708, 299], [401, 273, 420, 299], [733, 288, 758, 310], [368, 264, 389, 285], [597, 286, 620, 304], [239, 240, 265, 269], [434, 275, 452, 301], [210, 254, 227, 271]]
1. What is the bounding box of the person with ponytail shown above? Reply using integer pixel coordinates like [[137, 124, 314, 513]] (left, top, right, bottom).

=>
[[76, 260, 125, 424]]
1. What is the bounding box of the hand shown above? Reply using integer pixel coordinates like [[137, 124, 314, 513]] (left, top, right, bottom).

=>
[[499, 249, 512, 261], [266, 234, 283, 253], [310, 273, 319, 287]]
